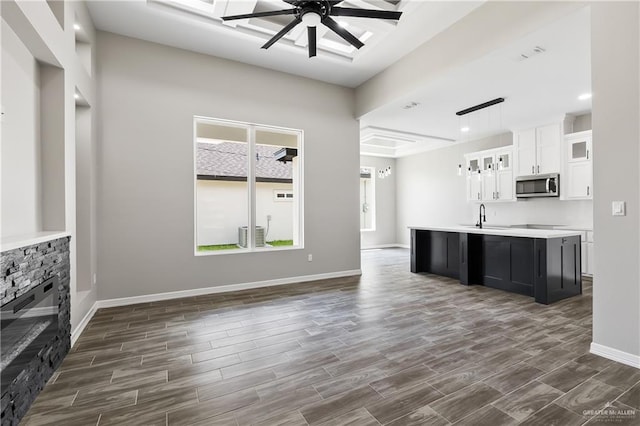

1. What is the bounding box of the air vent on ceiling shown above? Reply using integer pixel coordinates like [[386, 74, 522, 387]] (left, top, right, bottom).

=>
[[513, 46, 546, 62], [402, 101, 420, 110]]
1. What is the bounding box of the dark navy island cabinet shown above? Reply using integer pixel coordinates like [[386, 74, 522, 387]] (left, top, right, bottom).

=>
[[410, 228, 582, 304]]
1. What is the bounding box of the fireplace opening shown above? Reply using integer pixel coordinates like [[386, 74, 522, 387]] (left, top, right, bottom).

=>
[[1, 277, 59, 395]]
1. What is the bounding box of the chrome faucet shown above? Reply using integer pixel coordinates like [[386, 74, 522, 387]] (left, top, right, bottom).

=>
[[477, 204, 486, 229]]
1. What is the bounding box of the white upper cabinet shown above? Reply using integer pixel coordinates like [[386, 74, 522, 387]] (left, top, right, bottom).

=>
[[515, 128, 537, 176], [495, 149, 514, 201], [567, 131, 592, 162], [465, 155, 482, 201], [465, 147, 514, 203], [536, 124, 562, 174], [564, 130, 593, 200], [514, 123, 562, 176]]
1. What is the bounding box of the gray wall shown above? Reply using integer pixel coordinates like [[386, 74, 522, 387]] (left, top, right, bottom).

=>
[[96, 32, 360, 300], [1, 21, 41, 237], [591, 2, 640, 358], [360, 155, 396, 248], [395, 133, 593, 246]]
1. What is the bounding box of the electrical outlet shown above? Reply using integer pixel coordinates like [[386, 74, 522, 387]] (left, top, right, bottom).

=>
[[308, 254, 312, 262]]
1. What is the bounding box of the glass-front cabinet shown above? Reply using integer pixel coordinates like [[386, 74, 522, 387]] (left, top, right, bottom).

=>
[[567, 131, 592, 162], [464, 147, 514, 203]]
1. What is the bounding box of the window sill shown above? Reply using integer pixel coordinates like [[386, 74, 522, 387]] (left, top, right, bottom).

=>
[[194, 245, 304, 257]]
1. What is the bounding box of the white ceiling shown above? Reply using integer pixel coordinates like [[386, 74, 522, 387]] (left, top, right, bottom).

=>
[[87, 1, 592, 160], [360, 6, 592, 157], [86, 0, 483, 87]]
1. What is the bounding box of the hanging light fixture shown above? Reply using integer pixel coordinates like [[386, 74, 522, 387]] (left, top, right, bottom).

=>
[[378, 166, 392, 179]]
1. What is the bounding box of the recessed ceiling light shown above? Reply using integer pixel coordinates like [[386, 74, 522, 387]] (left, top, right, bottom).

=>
[[578, 93, 592, 100], [74, 23, 81, 31], [338, 21, 349, 28], [460, 127, 470, 133]]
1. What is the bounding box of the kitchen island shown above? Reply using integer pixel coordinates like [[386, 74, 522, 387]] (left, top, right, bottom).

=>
[[409, 225, 583, 304]]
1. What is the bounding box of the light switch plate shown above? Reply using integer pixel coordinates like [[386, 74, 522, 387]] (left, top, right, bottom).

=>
[[612, 201, 626, 216]]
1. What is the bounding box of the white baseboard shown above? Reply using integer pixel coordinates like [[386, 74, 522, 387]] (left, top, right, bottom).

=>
[[96, 269, 362, 309], [71, 301, 98, 347], [590, 342, 640, 369], [361, 244, 405, 250]]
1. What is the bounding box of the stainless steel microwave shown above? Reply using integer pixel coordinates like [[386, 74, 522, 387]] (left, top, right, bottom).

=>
[[516, 173, 559, 198]]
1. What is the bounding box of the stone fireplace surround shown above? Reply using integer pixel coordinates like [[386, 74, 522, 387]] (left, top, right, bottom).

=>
[[0, 236, 71, 425]]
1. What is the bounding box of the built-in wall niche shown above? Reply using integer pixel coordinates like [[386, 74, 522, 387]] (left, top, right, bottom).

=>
[[1, 23, 65, 239], [39, 63, 66, 232], [46, 0, 65, 29], [75, 101, 94, 291], [74, 16, 92, 76]]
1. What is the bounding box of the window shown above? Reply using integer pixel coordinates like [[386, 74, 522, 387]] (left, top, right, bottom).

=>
[[274, 190, 294, 201], [360, 167, 375, 231], [194, 117, 303, 254]]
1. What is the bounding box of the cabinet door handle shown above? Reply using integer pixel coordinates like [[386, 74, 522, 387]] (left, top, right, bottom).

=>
[[587, 149, 589, 159], [537, 165, 540, 174], [587, 186, 590, 196], [531, 165, 534, 174]]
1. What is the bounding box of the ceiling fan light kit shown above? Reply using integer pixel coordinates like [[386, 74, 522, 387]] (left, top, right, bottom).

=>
[[221, 1, 402, 58]]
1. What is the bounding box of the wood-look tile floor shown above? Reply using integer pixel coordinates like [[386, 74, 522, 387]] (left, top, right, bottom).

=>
[[22, 248, 640, 426]]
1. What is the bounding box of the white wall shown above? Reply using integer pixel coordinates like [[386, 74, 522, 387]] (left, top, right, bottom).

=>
[[355, 1, 584, 117], [96, 32, 360, 300], [360, 156, 397, 248], [1, 21, 41, 237], [591, 2, 640, 363], [196, 180, 294, 246], [395, 133, 593, 246]]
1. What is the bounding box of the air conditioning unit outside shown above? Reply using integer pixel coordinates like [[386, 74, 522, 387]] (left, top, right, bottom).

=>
[[238, 226, 265, 248]]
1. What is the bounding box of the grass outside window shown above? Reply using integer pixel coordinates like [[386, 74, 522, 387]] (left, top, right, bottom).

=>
[[197, 240, 293, 252]]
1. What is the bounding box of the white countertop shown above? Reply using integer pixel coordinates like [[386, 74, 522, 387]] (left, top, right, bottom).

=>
[[408, 225, 583, 239], [1, 231, 71, 252]]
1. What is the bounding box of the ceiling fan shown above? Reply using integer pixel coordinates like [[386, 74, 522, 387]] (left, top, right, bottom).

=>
[[221, 1, 402, 58]]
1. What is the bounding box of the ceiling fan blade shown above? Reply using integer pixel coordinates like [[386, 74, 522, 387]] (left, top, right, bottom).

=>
[[222, 8, 296, 21], [308, 26, 317, 57], [330, 7, 402, 20], [322, 16, 363, 49], [262, 17, 302, 49]]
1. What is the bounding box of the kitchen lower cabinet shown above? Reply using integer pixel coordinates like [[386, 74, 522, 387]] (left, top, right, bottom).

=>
[[481, 235, 535, 296], [410, 230, 459, 279], [411, 229, 582, 304]]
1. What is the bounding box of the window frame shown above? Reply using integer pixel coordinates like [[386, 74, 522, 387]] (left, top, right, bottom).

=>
[[193, 116, 304, 256]]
